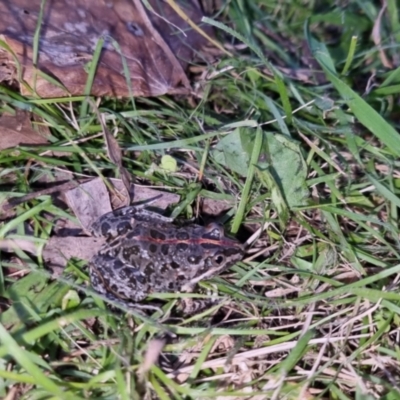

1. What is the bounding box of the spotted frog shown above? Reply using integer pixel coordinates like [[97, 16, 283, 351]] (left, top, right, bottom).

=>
[[88, 203, 244, 307]]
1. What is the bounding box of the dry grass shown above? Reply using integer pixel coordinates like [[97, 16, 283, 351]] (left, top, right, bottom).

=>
[[1, 1, 400, 399]]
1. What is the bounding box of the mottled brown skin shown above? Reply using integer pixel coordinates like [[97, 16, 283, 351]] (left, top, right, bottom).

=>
[[89, 205, 244, 307]]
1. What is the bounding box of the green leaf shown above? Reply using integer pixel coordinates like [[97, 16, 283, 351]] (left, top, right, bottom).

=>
[[62, 290, 81, 310], [160, 155, 178, 173], [258, 132, 309, 212], [212, 127, 255, 177]]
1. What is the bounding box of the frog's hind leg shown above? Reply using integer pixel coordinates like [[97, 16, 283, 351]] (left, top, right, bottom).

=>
[[89, 208, 135, 237], [90, 203, 173, 238], [89, 261, 162, 314], [89, 280, 162, 314], [178, 297, 224, 316], [120, 206, 173, 225]]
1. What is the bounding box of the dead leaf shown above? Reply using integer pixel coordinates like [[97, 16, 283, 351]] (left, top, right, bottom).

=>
[[0, 110, 50, 150], [372, 2, 392, 69], [138, 337, 167, 377], [0, 234, 102, 274], [0, 0, 213, 97], [65, 178, 113, 232], [0, 238, 37, 255], [121, 182, 180, 211], [88, 98, 133, 201], [43, 236, 104, 271], [65, 177, 180, 231], [202, 197, 235, 217], [264, 287, 299, 298]]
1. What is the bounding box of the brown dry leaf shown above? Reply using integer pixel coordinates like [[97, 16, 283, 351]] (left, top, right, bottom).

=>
[[64, 178, 113, 232], [0, 46, 16, 85], [123, 182, 180, 210], [0, 110, 50, 150], [64, 177, 180, 231], [88, 98, 133, 201], [372, 2, 392, 69], [138, 337, 167, 377], [264, 287, 299, 298], [0, 0, 213, 97], [0, 235, 102, 273], [202, 197, 235, 217], [43, 236, 104, 271], [0, 238, 38, 255], [42, 236, 106, 279]]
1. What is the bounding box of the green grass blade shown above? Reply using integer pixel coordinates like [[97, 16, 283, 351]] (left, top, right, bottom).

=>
[[306, 30, 400, 157]]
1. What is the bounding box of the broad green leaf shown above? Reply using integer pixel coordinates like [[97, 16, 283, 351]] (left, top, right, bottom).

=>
[[212, 128, 255, 177], [212, 129, 308, 226], [258, 132, 309, 211], [257, 159, 290, 224]]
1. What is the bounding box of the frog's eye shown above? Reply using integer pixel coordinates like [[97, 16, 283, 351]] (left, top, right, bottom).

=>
[[214, 254, 225, 265], [188, 255, 202, 264], [204, 223, 224, 240]]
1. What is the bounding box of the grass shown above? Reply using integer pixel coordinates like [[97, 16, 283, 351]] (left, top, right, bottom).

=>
[[1, 0, 400, 399]]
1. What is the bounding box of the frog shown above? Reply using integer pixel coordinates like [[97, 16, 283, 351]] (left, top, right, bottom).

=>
[[88, 203, 244, 307]]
